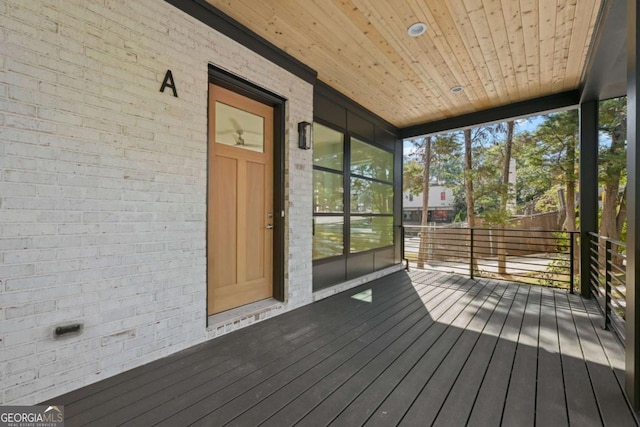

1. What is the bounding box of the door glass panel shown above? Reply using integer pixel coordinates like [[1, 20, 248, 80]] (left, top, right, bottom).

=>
[[351, 137, 393, 182], [215, 101, 264, 152], [313, 216, 344, 260], [313, 123, 344, 171]]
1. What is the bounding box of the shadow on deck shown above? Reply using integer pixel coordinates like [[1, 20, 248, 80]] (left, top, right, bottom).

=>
[[44, 271, 639, 426]]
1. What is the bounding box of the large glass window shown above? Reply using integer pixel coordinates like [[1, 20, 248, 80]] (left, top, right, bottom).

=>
[[314, 170, 343, 213], [351, 178, 393, 214], [313, 127, 396, 259], [314, 125, 344, 170], [313, 217, 344, 259], [350, 137, 394, 253], [350, 216, 394, 252], [313, 123, 344, 260], [351, 138, 393, 181]]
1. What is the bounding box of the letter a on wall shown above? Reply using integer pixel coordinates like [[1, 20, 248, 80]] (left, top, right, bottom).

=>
[[160, 70, 178, 97]]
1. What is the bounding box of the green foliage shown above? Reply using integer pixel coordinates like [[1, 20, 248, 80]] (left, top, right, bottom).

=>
[[402, 100, 627, 234], [598, 97, 627, 241], [514, 132, 553, 206], [465, 123, 516, 224], [472, 142, 506, 220], [513, 110, 579, 225], [403, 159, 424, 195], [454, 208, 467, 223], [430, 134, 464, 184], [534, 184, 565, 213], [405, 122, 527, 224], [529, 110, 578, 182], [403, 134, 464, 193], [538, 254, 572, 288]]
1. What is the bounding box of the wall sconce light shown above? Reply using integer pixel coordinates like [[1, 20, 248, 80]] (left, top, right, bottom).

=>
[[298, 121, 312, 150]]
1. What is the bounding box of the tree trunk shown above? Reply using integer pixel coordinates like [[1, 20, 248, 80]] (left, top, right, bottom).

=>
[[565, 182, 577, 232], [599, 126, 625, 240], [564, 129, 577, 232], [599, 104, 626, 270], [601, 181, 619, 238], [616, 185, 627, 238], [611, 185, 627, 268], [498, 121, 514, 275], [464, 129, 475, 228], [500, 121, 514, 214], [417, 137, 431, 269], [463, 129, 478, 274]]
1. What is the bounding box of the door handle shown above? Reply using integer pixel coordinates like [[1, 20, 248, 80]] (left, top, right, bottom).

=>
[[266, 224, 274, 230]]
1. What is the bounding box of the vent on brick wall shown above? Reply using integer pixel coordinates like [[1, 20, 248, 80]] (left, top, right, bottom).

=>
[[55, 323, 82, 337]]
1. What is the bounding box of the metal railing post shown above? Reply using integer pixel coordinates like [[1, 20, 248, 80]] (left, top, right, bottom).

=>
[[402, 225, 409, 271], [470, 228, 474, 280], [569, 232, 575, 294], [605, 239, 612, 330]]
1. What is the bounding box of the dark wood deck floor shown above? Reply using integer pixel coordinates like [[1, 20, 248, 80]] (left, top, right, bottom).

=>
[[45, 271, 638, 426]]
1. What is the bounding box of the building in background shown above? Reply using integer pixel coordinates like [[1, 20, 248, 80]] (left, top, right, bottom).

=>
[[402, 186, 457, 225]]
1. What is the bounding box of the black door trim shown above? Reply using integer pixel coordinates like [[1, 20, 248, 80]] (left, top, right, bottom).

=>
[[207, 65, 287, 307]]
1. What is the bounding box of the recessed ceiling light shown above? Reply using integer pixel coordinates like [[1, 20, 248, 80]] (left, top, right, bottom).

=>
[[407, 22, 427, 37], [450, 86, 464, 93]]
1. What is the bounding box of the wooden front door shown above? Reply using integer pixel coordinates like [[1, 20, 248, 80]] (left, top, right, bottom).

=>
[[208, 84, 274, 315]]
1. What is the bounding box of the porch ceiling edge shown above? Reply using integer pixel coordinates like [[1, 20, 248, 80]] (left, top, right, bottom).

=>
[[400, 90, 580, 139]]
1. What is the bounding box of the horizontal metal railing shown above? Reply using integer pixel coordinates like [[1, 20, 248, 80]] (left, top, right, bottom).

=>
[[403, 225, 577, 292], [588, 232, 626, 344]]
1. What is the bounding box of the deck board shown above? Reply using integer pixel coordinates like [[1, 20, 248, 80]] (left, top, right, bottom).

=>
[[43, 271, 638, 427], [555, 291, 602, 427], [364, 281, 501, 426], [226, 281, 464, 426], [182, 281, 447, 426], [399, 282, 512, 426], [536, 287, 569, 426], [117, 274, 438, 427], [299, 275, 474, 426], [461, 285, 530, 426], [329, 276, 488, 426], [259, 275, 470, 426], [501, 285, 542, 426], [201, 288, 444, 426], [568, 294, 637, 426], [583, 292, 627, 385], [431, 284, 524, 427]]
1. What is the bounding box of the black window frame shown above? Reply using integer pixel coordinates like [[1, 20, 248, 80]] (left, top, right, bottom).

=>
[[312, 120, 347, 262], [347, 133, 395, 255]]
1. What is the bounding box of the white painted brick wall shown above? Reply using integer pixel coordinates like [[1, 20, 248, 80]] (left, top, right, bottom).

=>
[[0, 0, 314, 404]]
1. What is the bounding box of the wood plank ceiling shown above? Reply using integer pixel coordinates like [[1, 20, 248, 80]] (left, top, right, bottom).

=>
[[206, 0, 602, 128]]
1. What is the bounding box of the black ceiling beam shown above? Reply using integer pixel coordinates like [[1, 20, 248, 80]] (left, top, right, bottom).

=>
[[400, 90, 580, 139], [164, 0, 317, 84]]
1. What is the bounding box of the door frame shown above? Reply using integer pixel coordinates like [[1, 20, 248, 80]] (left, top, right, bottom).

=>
[[207, 65, 286, 323]]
